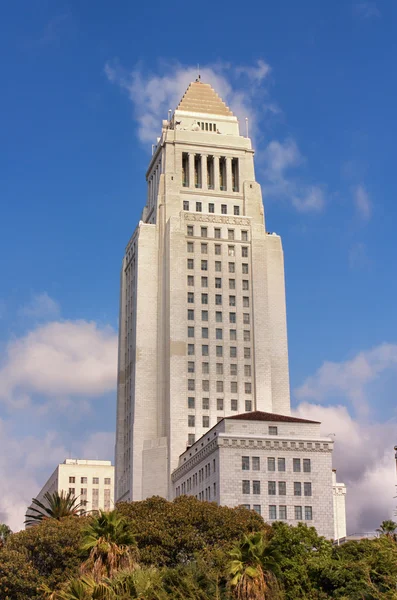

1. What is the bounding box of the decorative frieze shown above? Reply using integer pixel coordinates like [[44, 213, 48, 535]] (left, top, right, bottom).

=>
[[183, 213, 250, 226]]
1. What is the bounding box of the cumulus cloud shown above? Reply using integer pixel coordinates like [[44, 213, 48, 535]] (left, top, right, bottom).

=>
[[0, 319, 118, 409], [353, 184, 372, 220], [294, 402, 396, 533], [295, 342, 397, 416], [262, 138, 326, 213], [18, 292, 60, 320], [105, 59, 274, 146]]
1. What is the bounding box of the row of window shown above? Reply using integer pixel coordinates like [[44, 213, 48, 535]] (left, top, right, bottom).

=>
[[188, 404, 253, 430], [187, 225, 247, 241], [242, 480, 312, 497], [176, 460, 217, 496], [182, 154, 239, 192], [188, 381, 252, 393], [187, 345, 252, 358], [188, 397, 243, 411], [184, 200, 242, 215], [187, 363, 252, 376], [69, 477, 111, 485], [187, 327, 251, 341], [242, 457, 311, 472], [188, 246, 249, 263], [187, 275, 250, 291], [242, 505, 313, 521], [188, 311, 250, 325], [187, 292, 250, 307]]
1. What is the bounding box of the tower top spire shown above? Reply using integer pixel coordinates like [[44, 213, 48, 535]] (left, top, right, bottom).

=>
[[176, 80, 234, 117]]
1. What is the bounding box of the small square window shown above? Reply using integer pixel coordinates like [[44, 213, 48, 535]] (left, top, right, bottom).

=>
[[209, 203, 215, 213], [201, 276, 208, 287], [196, 202, 202, 212], [201, 293, 208, 304], [202, 310, 208, 321], [230, 381, 237, 393], [295, 506, 303, 520], [202, 327, 208, 339], [202, 398, 209, 410], [216, 346, 223, 357], [215, 261, 222, 272], [201, 260, 208, 271], [201, 227, 207, 238], [221, 204, 227, 214], [267, 457, 275, 472], [187, 225, 194, 236], [293, 458, 301, 473], [183, 200, 189, 211], [203, 415, 210, 428], [268, 481, 276, 495], [217, 398, 224, 410], [245, 400, 252, 411], [294, 482, 302, 496], [187, 258, 194, 269], [214, 228, 221, 239], [188, 326, 194, 338], [188, 361, 195, 373], [252, 457, 260, 471], [202, 380, 210, 391], [242, 480, 250, 494], [188, 397, 195, 409], [81, 477, 87, 484], [278, 458, 286, 472], [187, 242, 194, 252], [69, 477, 75, 483], [215, 311, 223, 322], [253, 481, 260, 494], [201, 243, 208, 253], [202, 362, 209, 374], [230, 363, 237, 375], [242, 263, 249, 274], [269, 426, 278, 436], [269, 505, 277, 520], [188, 415, 195, 427], [188, 344, 195, 355], [231, 399, 238, 411], [242, 456, 250, 470], [215, 244, 221, 254], [188, 292, 194, 303], [242, 246, 248, 257], [234, 205, 240, 215], [215, 294, 222, 305], [215, 278, 222, 288], [230, 346, 237, 358], [279, 505, 287, 520], [279, 481, 286, 495], [188, 309, 194, 320]]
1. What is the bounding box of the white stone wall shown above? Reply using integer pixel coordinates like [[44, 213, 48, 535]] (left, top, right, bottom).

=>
[[332, 470, 347, 540]]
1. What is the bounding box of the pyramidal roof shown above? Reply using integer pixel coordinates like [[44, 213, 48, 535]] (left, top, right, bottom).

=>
[[176, 79, 234, 117]]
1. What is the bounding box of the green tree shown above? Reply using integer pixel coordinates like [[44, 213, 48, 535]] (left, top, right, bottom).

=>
[[0, 548, 43, 600], [228, 532, 281, 600], [81, 511, 137, 582], [376, 519, 397, 539], [25, 490, 85, 526], [117, 496, 266, 567], [0, 523, 12, 547]]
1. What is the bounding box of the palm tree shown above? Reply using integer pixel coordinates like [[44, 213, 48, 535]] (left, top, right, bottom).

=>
[[0, 523, 12, 547], [228, 531, 281, 600], [25, 490, 85, 526], [81, 510, 138, 582], [376, 519, 397, 539], [42, 576, 115, 600]]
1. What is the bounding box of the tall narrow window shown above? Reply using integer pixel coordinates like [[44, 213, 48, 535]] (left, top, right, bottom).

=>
[[219, 157, 226, 190], [232, 158, 239, 192], [182, 153, 189, 187], [194, 155, 202, 188], [207, 156, 214, 189]]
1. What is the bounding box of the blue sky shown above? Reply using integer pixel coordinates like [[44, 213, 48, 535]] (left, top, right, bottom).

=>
[[1, 0, 396, 532]]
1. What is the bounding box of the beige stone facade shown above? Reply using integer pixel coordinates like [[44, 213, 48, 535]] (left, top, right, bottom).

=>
[[116, 80, 297, 504]]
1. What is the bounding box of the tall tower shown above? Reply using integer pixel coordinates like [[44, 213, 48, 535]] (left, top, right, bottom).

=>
[[115, 80, 291, 502]]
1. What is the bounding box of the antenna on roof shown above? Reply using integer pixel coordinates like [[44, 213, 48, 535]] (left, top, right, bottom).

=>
[[245, 117, 249, 138], [168, 109, 172, 121], [196, 64, 201, 81]]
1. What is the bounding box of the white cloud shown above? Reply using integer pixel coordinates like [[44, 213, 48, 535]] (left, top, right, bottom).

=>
[[354, 2, 381, 19], [295, 343, 397, 416], [353, 184, 372, 220], [294, 402, 396, 533], [0, 319, 118, 409], [0, 423, 114, 531], [104, 59, 273, 146], [18, 292, 60, 320], [262, 138, 325, 213]]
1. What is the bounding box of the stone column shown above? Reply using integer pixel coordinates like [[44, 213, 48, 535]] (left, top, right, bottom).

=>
[[214, 156, 220, 191], [201, 154, 207, 191], [188, 153, 195, 188], [226, 157, 232, 193]]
